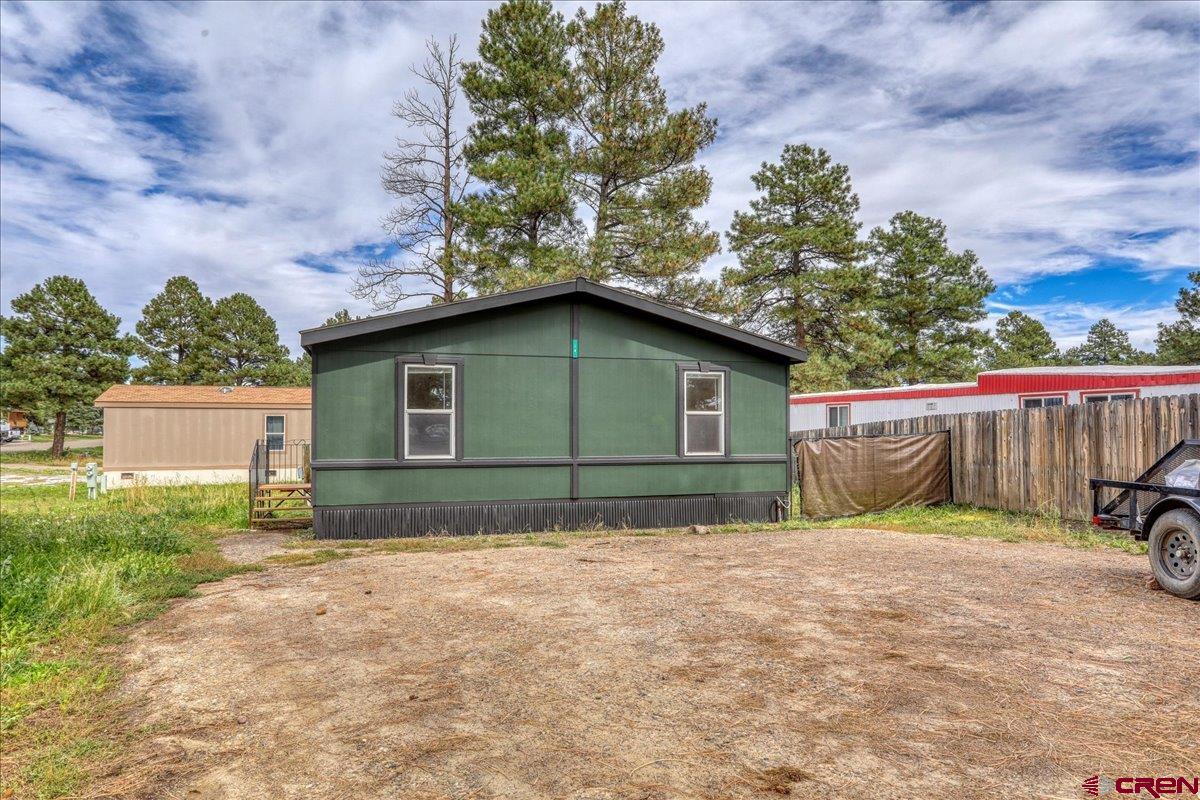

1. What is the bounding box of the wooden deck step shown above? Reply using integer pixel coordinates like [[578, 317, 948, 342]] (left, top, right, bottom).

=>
[[251, 482, 312, 529]]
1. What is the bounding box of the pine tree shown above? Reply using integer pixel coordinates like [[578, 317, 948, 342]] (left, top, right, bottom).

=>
[[459, 0, 581, 291], [869, 211, 995, 384], [132, 276, 218, 384], [722, 144, 887, 392], [987, 310, 1060, 369], [1063, 319, 1149, 365], [567, 0, 719, 309], [286, 310, 359, 385], [209, 294, 290, 386], [355, 36, 472, 308], [322, 309, 355, 326], [0, 276, 131, 456], [1155, 271, 1200, 365]]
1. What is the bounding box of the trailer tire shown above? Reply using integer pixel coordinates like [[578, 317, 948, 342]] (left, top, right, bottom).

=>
[[1147, 509, 1200, 600]]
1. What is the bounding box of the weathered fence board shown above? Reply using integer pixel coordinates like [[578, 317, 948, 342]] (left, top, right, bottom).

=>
[[793, 393, 1200, 521]]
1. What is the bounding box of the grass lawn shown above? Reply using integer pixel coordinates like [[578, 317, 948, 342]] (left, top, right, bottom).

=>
[[0, 480, 1143, 798], [0, 446, 104, 468], [0, 481, 250, 799]]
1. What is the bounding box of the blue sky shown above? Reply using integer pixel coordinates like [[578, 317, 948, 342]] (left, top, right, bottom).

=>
[[1, 1, 1197, 355]]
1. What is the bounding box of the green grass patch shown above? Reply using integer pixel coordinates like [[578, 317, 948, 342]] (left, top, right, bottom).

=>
[[782, 503, 1146, 553], [0, 481, 250, 798], [1, 446, 104, 468]]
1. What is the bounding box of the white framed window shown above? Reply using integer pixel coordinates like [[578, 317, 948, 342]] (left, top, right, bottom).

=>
[[827, 403, 850, 428], [1021, 394, 1066, 409], [404, 363, 455, 459], [683, 370, 725, 456], [1082, 390, 1138, 404], [265, 415, 285, 451]]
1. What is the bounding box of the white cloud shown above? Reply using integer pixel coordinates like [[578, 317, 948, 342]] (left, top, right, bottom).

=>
[[987, 298, 1174, 351], [0, 0, 1196, 354]]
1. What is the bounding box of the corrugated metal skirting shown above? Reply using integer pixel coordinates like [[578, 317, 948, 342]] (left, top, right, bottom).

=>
[[313, 493, 784, 539]]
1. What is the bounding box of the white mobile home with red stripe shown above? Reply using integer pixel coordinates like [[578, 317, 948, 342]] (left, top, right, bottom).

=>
[[789, 365, 1200, 432]]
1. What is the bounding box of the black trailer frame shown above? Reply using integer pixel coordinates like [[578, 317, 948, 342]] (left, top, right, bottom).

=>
[[1090, 438, 1200, 539]]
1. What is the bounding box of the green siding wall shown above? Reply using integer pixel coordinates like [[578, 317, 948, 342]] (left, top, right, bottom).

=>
[[579, 358, 676, 456], [580, 303, 749, 362], [579, 463, 787, 498], [463, 355, 569, 458], [315, 348, 396, 460], [315, 301, 570, 462], [316, 466, 571, 505], [730, 361, 787, 455], [313, 296, 789, 507]]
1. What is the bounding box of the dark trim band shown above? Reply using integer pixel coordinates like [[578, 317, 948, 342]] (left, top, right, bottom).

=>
[[313, 491, 789, 539], [311, 454, 789, 470], [570, 302, 580, 499]]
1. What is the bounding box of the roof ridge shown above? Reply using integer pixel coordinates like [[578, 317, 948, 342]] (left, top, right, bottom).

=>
[[299, 278, 807, 363]]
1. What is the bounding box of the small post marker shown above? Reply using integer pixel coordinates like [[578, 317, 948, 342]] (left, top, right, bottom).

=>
[[69, 461, 79, 501]]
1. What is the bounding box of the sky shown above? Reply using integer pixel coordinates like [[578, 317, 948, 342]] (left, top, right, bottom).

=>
[[1, 0, 1198, 357]]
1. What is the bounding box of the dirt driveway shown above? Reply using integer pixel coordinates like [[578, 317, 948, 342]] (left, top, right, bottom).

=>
[[110, 529, 1198, 799]]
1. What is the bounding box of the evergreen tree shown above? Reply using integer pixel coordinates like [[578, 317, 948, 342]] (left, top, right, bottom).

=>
[[1063, 318, 1149, 365], [286, 310, 359, 385], [1155, 271, 1200, 364], [132, 276, 218, 384], [322, 309, 355, 326], [722, 144, 887, 392], [209, 293, 290, 386], [0, 276, 131, 456], [988, 310, 1060, 369], [459, 0, 581, 291], [567, 0, 720, 309], [869, 211, 994, 384]]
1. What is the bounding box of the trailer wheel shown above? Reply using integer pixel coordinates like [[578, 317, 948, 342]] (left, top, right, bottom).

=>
[[1148, 509, 1200, 600]]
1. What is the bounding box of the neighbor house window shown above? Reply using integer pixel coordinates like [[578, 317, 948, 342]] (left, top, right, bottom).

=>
[[265, 415, 285, 451], [404, 364, 455, 459], [827, 404, 850, 428], [1021, 394, 1066, 409], [1083, 390, 1138, 404], [683, 370, 725, 455]]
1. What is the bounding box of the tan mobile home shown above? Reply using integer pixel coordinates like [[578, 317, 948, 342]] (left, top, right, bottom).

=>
[[94, 385, 311, 488]]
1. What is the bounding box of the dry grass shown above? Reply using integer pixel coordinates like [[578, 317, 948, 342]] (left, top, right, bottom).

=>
[[99, 528, 1194, 800]]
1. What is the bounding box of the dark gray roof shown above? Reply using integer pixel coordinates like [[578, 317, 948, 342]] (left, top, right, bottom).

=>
[[300, 278, 807, 363]]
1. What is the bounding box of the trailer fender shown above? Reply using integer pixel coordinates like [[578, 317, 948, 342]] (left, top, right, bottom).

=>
[[1143, 495, 1200, 538]]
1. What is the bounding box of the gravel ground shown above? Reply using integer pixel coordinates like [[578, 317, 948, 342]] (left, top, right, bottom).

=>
[[104, 529, 1198, 799], [217, 531, 290, 564]]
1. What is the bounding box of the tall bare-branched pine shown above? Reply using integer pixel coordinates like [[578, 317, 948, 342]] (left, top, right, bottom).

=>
[[356, 36, 471, 308]]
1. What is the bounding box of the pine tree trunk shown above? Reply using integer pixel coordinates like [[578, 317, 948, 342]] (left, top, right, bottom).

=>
[[442, 100, 455, 304], [793, 298, 808, 351], [52, 410, 67, 458]]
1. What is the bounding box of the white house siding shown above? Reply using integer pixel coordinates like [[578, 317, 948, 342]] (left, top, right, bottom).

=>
[[790, 381, 1200, 433]]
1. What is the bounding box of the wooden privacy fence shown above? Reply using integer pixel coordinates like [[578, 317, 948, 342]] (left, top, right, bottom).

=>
[[792, 393, 1200, 521]]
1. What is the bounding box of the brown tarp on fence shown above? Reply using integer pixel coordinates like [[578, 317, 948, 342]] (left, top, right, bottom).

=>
[[796, 432, 950, 518], [793, 394, 1200, 521]]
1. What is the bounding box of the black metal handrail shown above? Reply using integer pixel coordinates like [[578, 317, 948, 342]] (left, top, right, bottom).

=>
[[249, 439, 311, 521]]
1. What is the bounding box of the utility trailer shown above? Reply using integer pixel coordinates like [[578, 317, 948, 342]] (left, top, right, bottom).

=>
[[1090, 439, 1200, 600]]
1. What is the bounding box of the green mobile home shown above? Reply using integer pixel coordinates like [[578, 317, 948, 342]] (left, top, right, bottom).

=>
[[300, 279, 806, 538]]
